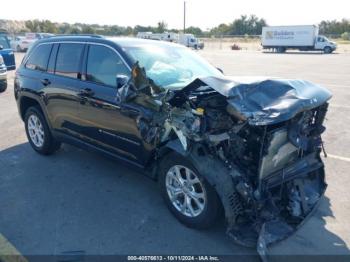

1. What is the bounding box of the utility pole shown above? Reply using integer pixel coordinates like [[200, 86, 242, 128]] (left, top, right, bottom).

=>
[[183, 1, 186, 33]]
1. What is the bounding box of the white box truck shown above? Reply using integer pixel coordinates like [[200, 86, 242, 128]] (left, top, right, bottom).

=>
[[261, 25, 337, 53], [178, 34, 204, 49], [136, 32, 178, 42], [137, 32, 204, 49]]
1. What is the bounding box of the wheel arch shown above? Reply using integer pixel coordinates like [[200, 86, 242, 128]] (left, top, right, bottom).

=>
[[149, 139, 186, 180], [19, 95, 52, 130], [19, 96, 42, 120], [156, 141, 235, 223], [155, 139, 236, 188]]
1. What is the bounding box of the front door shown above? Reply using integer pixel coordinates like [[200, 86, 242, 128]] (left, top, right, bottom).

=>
[[315, 36, 326, 50], [76, 44, 149, 164]]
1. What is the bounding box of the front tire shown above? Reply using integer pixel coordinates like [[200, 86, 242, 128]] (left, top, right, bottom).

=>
[[324, 46, 332, 54], [24, 106, 61, 155], [159, 152, 222, 229]]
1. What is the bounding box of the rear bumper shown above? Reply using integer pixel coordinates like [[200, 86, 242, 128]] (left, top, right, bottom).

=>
[[6, 64, 16, 71]]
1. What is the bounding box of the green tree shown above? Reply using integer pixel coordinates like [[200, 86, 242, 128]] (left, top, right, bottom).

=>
[[210, 15, 267, 36], [156, 21, 168, 33], [133, 25, 155, 34], [25, 20, 40, 32], [341, 32, 350, 40], [81, 25, 95, 34], [319, 19, 350, 35], [185, 26, 203, 36]]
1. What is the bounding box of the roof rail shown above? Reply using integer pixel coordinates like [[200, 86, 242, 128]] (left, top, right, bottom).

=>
[[51, 34, 104, 38]]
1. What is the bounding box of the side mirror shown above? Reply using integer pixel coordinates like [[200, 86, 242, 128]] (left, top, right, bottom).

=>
[[0, 45, 3, 50], [116, 74, 129, 89], [217, 67, 224, 74]]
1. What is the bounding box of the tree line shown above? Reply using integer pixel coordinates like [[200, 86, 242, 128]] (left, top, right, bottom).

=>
[[22, 15, 267, 36], [319, 19, 350, 39], [2, 15, 349, 39]]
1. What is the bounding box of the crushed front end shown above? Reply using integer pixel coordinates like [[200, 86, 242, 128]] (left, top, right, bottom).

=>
[[163, 77, 332, 256], [117, 65, 332, 256], [224, 104, 329, 255]]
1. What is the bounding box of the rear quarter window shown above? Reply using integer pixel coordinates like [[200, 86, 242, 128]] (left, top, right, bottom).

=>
[[25, 44, 53, 71], [55, 43, 84, 79]]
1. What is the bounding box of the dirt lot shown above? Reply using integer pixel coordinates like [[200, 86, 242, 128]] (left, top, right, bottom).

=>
[[0, 50, 349, 260], [202, 38, 350, 53]]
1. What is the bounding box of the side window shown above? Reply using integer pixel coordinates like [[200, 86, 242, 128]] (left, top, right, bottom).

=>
[[0, 36, 10, 49], [55, 43, 84, 78], [25, 44, 52, 71], [86, 45, 129, 87]]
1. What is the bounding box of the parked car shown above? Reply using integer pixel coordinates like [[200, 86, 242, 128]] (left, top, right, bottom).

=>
[[11, 36, 31, 52], [26, 32, 55, 39], [0, 33, 16, 70], [14, 33, 37, 52], [0, 54, 7, 92], [14, 36, 332, 255], [12, 33, 55, 52]]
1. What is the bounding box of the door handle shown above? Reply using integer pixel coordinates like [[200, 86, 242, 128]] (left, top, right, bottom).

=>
[[41, 79, 51, 86], [78, 88, 94, 97]]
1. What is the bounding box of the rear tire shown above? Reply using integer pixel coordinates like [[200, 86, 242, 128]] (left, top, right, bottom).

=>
[[24, 106, 61, 155], [276, 47, 286, 53], [158, 152, 222, 229], [0, 80, 7, 93]]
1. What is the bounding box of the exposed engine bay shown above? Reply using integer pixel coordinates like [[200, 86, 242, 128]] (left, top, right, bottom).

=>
[[117, 63, 332, 258]]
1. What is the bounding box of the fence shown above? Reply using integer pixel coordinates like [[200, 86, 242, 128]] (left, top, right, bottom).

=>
[[198, 35, 261, 51]]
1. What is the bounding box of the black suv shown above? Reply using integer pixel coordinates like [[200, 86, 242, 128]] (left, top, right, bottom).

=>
[[15, 35, 332, 252]]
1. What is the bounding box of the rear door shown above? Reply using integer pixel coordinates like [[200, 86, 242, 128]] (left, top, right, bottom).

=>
[[76, 43, 150, 164], [43, 42, 86, 137]]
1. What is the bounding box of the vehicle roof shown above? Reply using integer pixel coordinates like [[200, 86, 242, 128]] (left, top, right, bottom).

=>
[[30, 35, 185, 69], [35, 35, 184, 48], [108, 37, 184, 48]]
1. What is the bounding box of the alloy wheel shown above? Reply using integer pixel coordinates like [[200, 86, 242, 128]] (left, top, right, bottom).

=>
[[27, 114, 45, 148], [165, 165, 207, 217]]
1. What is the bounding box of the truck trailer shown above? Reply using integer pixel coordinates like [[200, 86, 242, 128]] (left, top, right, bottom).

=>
[[137, 32, 204, 49], [261, 25, 336, 53]]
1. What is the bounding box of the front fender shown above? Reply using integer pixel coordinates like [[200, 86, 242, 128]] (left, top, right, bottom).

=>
[[157, 140, 241, 229]]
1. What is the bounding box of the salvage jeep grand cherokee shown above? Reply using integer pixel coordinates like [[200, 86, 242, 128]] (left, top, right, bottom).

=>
[[14, 36, 332, 255]]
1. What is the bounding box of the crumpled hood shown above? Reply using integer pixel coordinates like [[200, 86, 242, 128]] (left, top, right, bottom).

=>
[[175, 76, 332, 125]]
